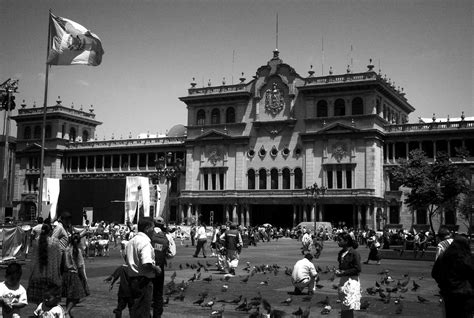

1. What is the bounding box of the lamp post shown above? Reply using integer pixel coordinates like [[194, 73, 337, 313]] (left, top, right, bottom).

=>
[[155, 152, 183, 225], [305, 182, 327, 233]]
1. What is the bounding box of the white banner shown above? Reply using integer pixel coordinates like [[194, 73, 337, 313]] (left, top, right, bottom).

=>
[[125, 177, 150, 223], [42, 178, 60, 220]]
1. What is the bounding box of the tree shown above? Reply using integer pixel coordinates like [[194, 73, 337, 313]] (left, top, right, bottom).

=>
[[391, 149, 470, 235]]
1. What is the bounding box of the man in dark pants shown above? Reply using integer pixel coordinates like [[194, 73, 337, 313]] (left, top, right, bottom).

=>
[[123, 218, 161, 318], [151, 217, 171, 318]]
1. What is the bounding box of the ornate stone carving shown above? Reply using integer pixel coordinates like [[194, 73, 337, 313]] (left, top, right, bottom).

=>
[[332, 143, 347, 162], [208, 147, 221, 166], [264, 83, 285, 115]]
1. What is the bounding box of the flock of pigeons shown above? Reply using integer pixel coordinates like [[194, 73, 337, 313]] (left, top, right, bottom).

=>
[[161, 260, 434, 317]]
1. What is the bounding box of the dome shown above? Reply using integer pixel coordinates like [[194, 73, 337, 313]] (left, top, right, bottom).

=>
[[167, 124, 186, 137]]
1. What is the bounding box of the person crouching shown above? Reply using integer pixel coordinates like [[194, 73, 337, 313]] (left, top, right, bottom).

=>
[[291, 253, 318, 295]]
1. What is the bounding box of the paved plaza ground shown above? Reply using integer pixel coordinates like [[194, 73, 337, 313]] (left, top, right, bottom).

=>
[[14, 237, 445, 318]]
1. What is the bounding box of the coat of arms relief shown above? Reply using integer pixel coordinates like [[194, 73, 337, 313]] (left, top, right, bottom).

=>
[[264, 83, 285, 115]]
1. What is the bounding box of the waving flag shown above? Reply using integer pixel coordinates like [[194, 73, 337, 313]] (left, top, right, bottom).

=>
[[47, 13, 104, 66]]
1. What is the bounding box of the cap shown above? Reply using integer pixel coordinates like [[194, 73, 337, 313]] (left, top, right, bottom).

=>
[[155, 217, 165, 226]]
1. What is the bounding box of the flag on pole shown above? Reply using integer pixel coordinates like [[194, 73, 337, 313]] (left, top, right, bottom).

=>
[[47, 13, 104, 66]]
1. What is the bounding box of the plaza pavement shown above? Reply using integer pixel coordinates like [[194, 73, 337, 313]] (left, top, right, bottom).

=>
[[14, 237, 444, 317]]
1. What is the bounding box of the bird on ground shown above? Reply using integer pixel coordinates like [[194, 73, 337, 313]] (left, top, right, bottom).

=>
[[227, 295, 242, 304], [360, 299, 370, 310], [412, 281, 420, 291], [221, 284, 228, 292], [284, 267, 292, 276], [281, 296, 292, 305], [259, 278, 269, 285], [202, 298, 216, 309], [203, 275, 213, 283], [209, 304, 225, 318], [248, 307, 260, 318], [174, 291, 185, 301], [302, 295, 313, 302], [196, 273, 202, 280], [188, 274, 197, 282], [321, 305, 332, 315], [316, 283, 324, 289], [241, 275, 250, 283], [197, 261, 203, 267], [163, 296, 169, 305], [186, 263, 191, 268], [170, 271, 176, 281], [179, 264, 183, 270], [417, 296, 429, 303], [399, 277, 410, 287], [292, 307, 303, 316], [386, 286, 398, 293], [332, 284, 339, 290], [196, 266, 202, 273], [193, 296, 206, 305], [375, 281, 381, 288], [234, 298, 248, 311]]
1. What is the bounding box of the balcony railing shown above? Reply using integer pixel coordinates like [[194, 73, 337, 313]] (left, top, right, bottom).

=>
[[385, 120, 474, 132], [17, 105, 97, 119], [67, 136, 186, 149]]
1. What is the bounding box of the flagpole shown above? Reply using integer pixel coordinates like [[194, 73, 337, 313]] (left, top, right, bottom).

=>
[[38, 10, 52, 220]]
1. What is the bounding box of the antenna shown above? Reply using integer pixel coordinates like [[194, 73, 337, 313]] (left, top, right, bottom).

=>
[[232, 49, 235, 84], [350, 44, 353, 68], [321, 36, 324, 75], [276, 13, 279, 50]]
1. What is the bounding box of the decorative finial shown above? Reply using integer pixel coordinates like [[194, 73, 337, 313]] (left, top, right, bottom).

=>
[[190, 77, 197, 88], [120, 134, 123, 140], [33, 101, 36, 108], [79, 104, 83, 111], [70, 102, 74, 109], [329, 66, 333, 75], [367, 58, 375, 71], [222, 77, 226, 85], [208, 79, 211, 87], [461, 111, 465, 121], [351, 118, 355, 127], [308, 65, 315, 77], [129, 132, 132, 138], [94, 133, 98, 140], [239, 72, 246, 83], [111, 133, 115, 140], [384, 74, 387, 80], [273, 48, 280, 59], [147, 131, 150, 138], [21, 100, 26, 108], [56, 96, 62, 105], [432, 113, 436, 122], [89, 104, 94, 113], [447, 114, 450, 122], [346, 65, 351, 73]]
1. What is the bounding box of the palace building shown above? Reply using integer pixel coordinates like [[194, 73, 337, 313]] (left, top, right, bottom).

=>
[[7, 50, 474, 232]]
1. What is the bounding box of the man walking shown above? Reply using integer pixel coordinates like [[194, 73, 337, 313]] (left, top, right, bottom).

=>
[[220, 222, 243, 275], [151, 217, 175, 318], [123, 218, 161, 318]]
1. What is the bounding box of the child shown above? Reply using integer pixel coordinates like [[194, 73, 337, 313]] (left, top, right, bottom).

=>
[[0, 262, 28, 318], [104, 265, 132, 318], [33, 286, 65, 317]]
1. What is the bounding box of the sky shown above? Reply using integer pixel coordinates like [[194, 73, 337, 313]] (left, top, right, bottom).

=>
[[1, 0, 472, 139]]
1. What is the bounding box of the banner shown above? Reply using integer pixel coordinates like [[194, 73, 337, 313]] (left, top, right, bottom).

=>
[[125, 177, 150, 223], [42, 178, 60, 220]]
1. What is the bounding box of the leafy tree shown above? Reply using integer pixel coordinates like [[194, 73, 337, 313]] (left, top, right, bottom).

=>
[[391, 149, 470, 234]]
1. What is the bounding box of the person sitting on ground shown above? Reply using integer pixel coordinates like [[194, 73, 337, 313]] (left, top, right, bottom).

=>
[[291, 253, 318, 295]]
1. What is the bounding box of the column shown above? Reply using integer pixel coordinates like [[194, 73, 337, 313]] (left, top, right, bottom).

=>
[[293, 204, 297, 227], [246, 205, 251, 227], [232, 204, 238, 224], [433, 141, 437, 160], [405, 142, 409, 159], [302, 205, 307, 222], [392, 143, 396, 163], [101, 155, 105, 171], [318, 204, 323, 222], [357, 205, 362, 228], [194, 205, 199, 224], [225, 205, 230, 223], [187, 204, 193, 225], [310, 204, 315, 222], [372, 205, 377, 230], [85, 156, 89, 172], [352, 205, 357, 228]]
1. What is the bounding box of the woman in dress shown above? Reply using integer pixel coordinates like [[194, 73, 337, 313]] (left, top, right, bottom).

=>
[[27, 224, 62, 305], [62, 233, 90, 317], [335, 232, 362, 318]]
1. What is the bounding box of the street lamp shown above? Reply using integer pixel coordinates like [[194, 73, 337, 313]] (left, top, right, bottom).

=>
[[155, 152, 183, 225], [305, 182, 327, 233]]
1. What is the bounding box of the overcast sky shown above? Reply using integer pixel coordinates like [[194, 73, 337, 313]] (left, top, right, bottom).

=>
[[1, 0, 472, 139]]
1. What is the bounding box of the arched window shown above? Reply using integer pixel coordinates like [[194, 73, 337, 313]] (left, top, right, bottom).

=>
[[33, 126, 41, 139], [23, 127, 31, 139], [45, 125, 52, 139], [226, 107, 235, 123], [282, 168, 290, 189], [316, 100, 328, 117], [259, 168, 267, 189], [294, 168, 303, 189], [211, 108, 220, 125], [334, 99, 345, 116], [197, 109, 206, 125], [351, 97, 363, 115], [247, 169, 255, 190], [82, 130, 89, 142], [271, 168, 278, 189], [69, 127, 76, 141]]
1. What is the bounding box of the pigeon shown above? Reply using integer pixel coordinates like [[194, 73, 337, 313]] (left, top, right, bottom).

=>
[[234, 298, 248, 311], [417, 296, 429, 303], [332, 284, 339, 290], [375, 281, 381, 288], [259, 278, 269, 285], [412, 281, 420, 292], [221, 284, 228, 292], [188, 274, 197, 282], [321, 305, 332, 315], [196, 266, 202, 273], [202, 298, 215, 309], [241, 275, 250, 283], [170, 271, 176, 281], [360, 299, 370, 310], [203, 275, 213, 283], [209, 304, 225, 318], [186, 263, 191, 268], [174, 292, 185, 301], [193, 296, 206, 305], [179, 264, 183, 270], [227, 295, 242, 304], [292, 307, 303, 316], [386, 286, 398, 293], [196, 273, 202, 280], [281, 296, 292, 305]]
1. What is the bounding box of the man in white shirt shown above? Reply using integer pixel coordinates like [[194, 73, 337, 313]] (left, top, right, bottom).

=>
[[123, 218, 161, 318], [291, 253, 318, 295]]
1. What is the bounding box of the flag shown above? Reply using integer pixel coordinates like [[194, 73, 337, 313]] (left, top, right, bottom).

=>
[[47, 13, 104, 66]]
